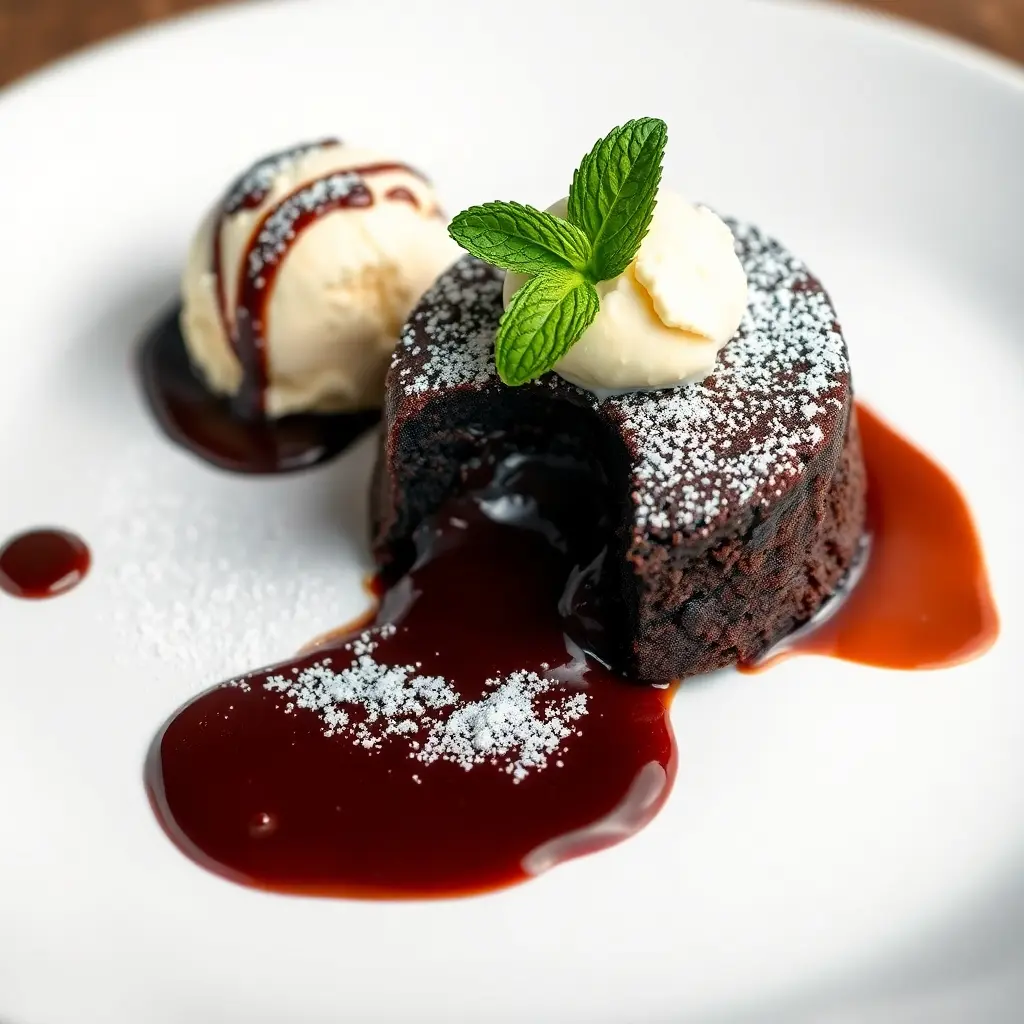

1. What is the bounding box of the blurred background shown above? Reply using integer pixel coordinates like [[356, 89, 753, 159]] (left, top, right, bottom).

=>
[[0, 0, 1021, 86]]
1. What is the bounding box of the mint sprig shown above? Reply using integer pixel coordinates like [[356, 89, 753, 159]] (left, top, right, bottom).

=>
[[448, 117, 666, 386], [496, 269, 600, 387], [448, 201, 592, 275], [568, 118, 667, 281]]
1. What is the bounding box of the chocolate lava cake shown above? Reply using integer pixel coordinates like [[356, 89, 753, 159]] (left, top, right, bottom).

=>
[[372, 220, 867, 682]]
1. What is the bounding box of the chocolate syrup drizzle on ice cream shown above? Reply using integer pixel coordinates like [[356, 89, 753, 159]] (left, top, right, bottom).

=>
[[207, 140, 438, 418]]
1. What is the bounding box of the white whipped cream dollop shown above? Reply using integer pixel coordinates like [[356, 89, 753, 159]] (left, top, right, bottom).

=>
[[182, 142, 461, 417], [503, 190, 748, 397]]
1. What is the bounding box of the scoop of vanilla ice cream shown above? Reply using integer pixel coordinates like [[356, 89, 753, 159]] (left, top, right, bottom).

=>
[[503, 191, 747, 397], [182, 142, 461, 417]]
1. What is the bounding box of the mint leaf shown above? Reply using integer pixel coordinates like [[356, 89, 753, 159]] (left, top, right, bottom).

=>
[[567, 117, 666, 281], [494, 269, 599, 386], [448, 201, 592, 275], [446, 116, 671, 389]]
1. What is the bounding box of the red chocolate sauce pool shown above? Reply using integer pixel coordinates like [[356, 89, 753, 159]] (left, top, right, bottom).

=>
[[148, 458, 675, 897], [146, 403, 997, 899], [0, 529, 90, 600]]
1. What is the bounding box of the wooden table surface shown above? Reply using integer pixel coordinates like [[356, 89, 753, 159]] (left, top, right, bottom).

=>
[[0, 0, 1021, 87]]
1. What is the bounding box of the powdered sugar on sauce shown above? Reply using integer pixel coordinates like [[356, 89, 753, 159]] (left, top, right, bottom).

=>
[[148, 458, 675, 898]]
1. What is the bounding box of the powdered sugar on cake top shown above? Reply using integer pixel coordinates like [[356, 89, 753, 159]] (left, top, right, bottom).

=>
[[398, 262, 504, 394], [393, 218, 850, 538]]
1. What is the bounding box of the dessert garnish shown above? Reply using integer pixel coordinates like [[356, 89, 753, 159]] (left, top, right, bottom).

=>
[[449, 118, 747, 393], [182, 140, 460, 419], [141, 140, 460, 474]]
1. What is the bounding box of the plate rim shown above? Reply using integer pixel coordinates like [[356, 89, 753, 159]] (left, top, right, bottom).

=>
[[2, 0, 1023, 114]]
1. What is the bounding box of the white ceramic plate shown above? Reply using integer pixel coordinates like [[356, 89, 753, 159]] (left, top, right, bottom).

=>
[[1, 1, 1022, 1021]]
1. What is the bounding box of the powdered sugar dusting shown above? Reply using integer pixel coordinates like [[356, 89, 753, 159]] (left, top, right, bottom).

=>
[[98, 431, 378, 684], [257, 626, 589, 782], [395, 258, 505, 395], [621, 221, 848, 533], [395, 218, 849, 537], [223, 139, 337, 214], [243, 173, 371, 293], [418, 670, 589, 782]]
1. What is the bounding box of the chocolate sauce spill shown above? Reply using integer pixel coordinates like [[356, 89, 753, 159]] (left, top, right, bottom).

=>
[[139, 308, 378, 475], [147, 455, 676, 898], [743, 402, 999, 671], [0, 529, 90, 599], [146, 402, 998, 900]]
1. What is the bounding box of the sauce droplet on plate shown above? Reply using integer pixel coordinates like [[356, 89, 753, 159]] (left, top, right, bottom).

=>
[[0, 529, 90, 600]]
